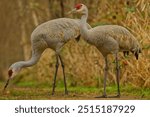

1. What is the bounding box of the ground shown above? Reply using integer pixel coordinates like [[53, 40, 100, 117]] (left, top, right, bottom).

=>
[[0, 81, 150, 100]]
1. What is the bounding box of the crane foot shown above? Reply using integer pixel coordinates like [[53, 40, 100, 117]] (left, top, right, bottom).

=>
[[107, 94, 120, 98], [95, 94, 107, 98], [65, 90, 68, 95], [51, 91, 55, 95]]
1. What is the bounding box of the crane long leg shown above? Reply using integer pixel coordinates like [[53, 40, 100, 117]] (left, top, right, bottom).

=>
[[107, 53, 120, 98], [103, 57, 108, 97], [59, 55, 68, 95], [115, 53, 120, 97], [95, 56, 108, 98], [52, 55, 59, 95]]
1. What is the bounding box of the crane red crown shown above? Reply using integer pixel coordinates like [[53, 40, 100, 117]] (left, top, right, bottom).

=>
[[75, 3, 82, 10], [8, 69, 13, 77]]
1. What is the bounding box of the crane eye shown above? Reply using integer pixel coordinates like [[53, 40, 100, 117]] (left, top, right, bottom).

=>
[[75, 4, 82, 10]]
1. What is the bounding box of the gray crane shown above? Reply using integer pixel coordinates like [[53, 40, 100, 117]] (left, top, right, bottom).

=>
[[69, 4, 141, 98], [3, 18, 91, 95]]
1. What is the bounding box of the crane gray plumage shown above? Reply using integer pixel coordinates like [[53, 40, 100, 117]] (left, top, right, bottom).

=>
[[3, 18, 91, 95], [84, 25, 141, 58], [70, 4, 141, 98]]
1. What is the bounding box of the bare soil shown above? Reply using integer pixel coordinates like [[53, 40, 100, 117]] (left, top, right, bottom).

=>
[[0, 87, 146, 100]]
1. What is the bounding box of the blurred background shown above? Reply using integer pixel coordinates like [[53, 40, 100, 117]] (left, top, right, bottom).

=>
[[0, 0, 149, 89]]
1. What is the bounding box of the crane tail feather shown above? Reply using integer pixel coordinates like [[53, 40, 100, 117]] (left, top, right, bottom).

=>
[[135, 52, 139, 60], [123, 51, 129, 57], [134, 47, 142, 60]]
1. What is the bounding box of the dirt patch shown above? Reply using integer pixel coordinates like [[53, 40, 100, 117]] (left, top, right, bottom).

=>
[[0, 87, 145, 100]]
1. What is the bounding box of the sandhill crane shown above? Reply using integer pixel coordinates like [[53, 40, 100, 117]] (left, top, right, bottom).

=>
[[69, 4, 141, 98], [3, 18, 91, 95]]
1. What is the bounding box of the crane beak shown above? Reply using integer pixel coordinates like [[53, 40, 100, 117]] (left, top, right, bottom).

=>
[[3, 69, 13, 92], [3, 78, 10, 92], [67, 8, 77, 15]]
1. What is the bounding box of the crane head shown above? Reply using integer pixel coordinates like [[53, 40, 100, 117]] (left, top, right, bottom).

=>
[[68, 3, 87, 15], [3, 66, 20, 91], [8, 63, 22, 79], [3, 62, 22, 91]]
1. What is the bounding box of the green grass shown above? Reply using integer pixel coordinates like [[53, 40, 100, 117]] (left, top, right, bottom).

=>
[[0, 81, 150, 100]]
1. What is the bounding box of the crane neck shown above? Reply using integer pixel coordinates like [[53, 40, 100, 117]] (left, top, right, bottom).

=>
[[20, 54, 40, 68], [80, 8, 89, 40], [12, 52, 41, 70], [81, 13, 88, 25]]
